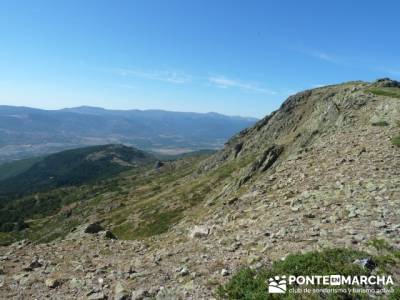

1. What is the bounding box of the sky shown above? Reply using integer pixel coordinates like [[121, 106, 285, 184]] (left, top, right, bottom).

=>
[[0, 0, 399, 118]]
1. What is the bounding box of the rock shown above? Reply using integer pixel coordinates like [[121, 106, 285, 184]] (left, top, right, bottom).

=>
[[45, 278, 60, 288], [114, 281, 130, 300], [23, 258, 43, 271], [19, 274, 33, 286], [131, 288, 150, 300], [353, 234, 365, 242], [303, 213, 315, 219], [329, 215, 338, 223], [99, 230, 117, 239], [229, 242, 242, 252], [155, 287, 181, 300], [179, 267, 189, 276], [366, 182, 378, 192], [122, 264, 136, 274], [88, 292, 105, 300], [189, 226, 210, 238], [13, 273, 28, 282], [251, 261, 264, 270], [227, 197, 239, 205], [348, 212, 357, 218], [248, 255, 262, 265], [233, 142, 243, 157], [221, 269, 229, 276], [70, 277, 85, 289], [373, 78, 400, 88], [13, 239, 30, 249], [346, 205, 359, 217], [84, 222, 105, 234], [154, 161, 164, 169], [98, 277, 104, 286], [353, 258, 376, 270], [372, 221, 386, 228], [290, 206, 301, 212]]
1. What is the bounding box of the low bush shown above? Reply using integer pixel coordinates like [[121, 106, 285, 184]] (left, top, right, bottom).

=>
[[217, 248, 396, 300], [391, 135, 400, 147]]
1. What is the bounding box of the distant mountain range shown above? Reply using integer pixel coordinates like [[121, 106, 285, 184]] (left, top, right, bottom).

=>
[[0, 106, 257, 162]]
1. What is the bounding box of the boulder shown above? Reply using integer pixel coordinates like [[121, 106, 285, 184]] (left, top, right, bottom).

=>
[[179, 267, 189, 276], [189, 226, 210, 238], [23, 258, 43, 271], [99, 230, 117, 240], [45, 278, 60, 289], [131, 288, 150, 300], [69, 277, 85, 289], [88, 292, 105, 300], [221, 269, 229, 276], [84, 222, 105, 234], [114, 281, 130, 300], [353, 258, 376, 270], [154, 161, 164, 169]]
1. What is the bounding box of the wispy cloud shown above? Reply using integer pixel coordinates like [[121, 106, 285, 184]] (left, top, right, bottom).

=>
[[208, 75, 276, 95], [307, 50, 340, 64], [113, 67, 277, 94], [295, 45, 341, 64], [116, 68, 191, 84]]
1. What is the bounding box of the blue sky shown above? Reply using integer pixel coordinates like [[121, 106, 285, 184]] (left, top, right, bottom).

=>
[[0, 0, 399, 118]]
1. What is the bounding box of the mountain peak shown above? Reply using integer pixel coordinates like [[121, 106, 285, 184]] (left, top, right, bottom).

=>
[[62, 106, 108, 114], [372, 77, 400, 88]]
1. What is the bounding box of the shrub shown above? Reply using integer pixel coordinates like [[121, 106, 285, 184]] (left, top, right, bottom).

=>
[[371, 120, 389, 126], [388, 287, 400, 300], [391, 135, 400, 147], [217, 268, 268, 300], [217, 248, 391, 300]]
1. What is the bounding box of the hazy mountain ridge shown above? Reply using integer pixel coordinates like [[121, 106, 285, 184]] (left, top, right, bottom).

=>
[[0, 106, 257, 162]]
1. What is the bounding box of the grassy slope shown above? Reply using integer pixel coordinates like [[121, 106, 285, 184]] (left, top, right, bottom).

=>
[[0, 144, 155, 200], [0, 156, 43, 181], [152, 149, 217, 161], [0, 148, 255, 245], [367, 87, 400, 99]]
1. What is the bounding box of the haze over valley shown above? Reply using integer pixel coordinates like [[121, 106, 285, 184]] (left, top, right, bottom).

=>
[[0, 105, 256, 162]]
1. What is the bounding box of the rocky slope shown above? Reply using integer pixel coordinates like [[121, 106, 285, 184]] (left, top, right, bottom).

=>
[[0, 79, 399, 299]]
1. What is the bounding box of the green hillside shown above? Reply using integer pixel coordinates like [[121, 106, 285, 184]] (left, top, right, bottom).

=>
[[0, 144, 156, 201], [0, 156, 43, 181]]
